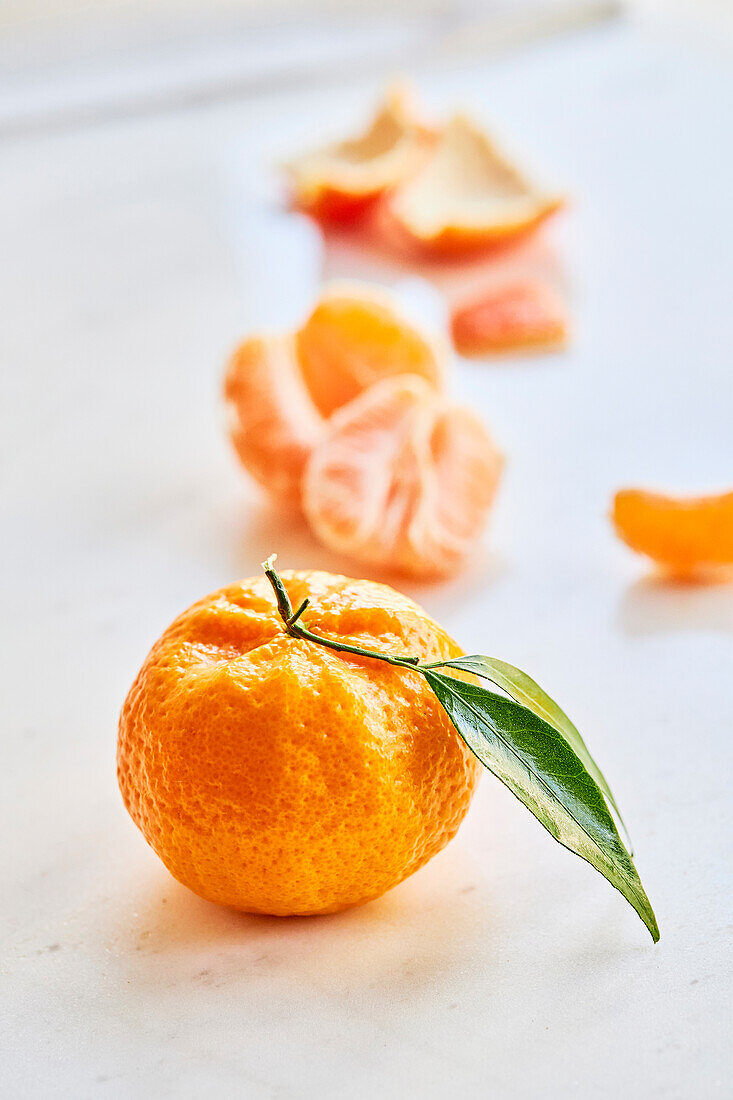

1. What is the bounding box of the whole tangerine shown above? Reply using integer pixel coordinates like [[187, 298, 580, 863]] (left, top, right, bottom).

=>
[[118, 569, 480, 916]]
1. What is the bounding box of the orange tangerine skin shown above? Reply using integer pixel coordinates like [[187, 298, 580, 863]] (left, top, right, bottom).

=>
[[294, 186, 381, 227], [285, 87, 436, 229], [420, 202, 562, 256], [451, 280, 568, 356], [296, 291, 443, 418], [382, 201, 563, 259], [613, 489, 733, 573], [375, 111, 565, 260], [118, 571, 480, 916]]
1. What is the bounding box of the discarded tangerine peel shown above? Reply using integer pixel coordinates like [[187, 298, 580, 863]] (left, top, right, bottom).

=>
[[612, 488, 733, 574], [285, 87, 434, 226], [383, 114, 563, 257]]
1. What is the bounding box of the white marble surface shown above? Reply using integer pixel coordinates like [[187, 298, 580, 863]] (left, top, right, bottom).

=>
[[2, 17, 732, 1099]]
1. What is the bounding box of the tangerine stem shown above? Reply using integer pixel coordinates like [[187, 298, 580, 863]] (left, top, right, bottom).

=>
[[263, 555, 294, 621], [287, 598, 309, 627], [262, 557, 422, 672]]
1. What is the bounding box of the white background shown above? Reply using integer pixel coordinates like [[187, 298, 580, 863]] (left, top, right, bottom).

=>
[[1, 8, 732, 1098]]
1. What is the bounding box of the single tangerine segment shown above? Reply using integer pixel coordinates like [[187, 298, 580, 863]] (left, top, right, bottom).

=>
[[117, 569, 481, 916], [224, 334, 325, 503], [296, 282, 445, 418], [613, 488, 733, 574], [285, 87, 434, 225], [451, 280, 568, 356], [303, 374, 504, 579], [383, 114, 563, 257]]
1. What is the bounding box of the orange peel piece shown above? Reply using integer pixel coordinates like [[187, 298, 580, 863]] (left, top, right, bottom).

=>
[[224, 334, 324, 503], [302, 374, 503, 579], [451, 280, 568, 356], [285, 88, 434, 225], [384, 114, 563, 256], [612, 488, 733, 574], [296, 282, 445, 418]]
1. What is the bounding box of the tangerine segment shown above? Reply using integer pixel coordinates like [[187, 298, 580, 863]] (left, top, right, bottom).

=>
[[224, 334, 324, 503], [613, 489, 733, 573], [385, 114, 563, 256], [303, 375, 503, 578], [118, 570, 480, 916], [451, 281, 568, 356], [285, 88, 434, 225], [296, 283, 445, 418]]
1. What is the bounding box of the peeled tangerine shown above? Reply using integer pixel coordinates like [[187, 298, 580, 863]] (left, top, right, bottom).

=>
[[383, 114, 562, 256], [224, 286, 443, 501], [284, 88, 433, 225], [451, 280, 568, 357], [303, 375, 504, 579], [613, 488, 733, 574]]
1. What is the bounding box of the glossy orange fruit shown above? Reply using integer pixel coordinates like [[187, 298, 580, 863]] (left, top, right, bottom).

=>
[[451, 280, 568, 356], [613, 488, 733, 574], [303, 375, 504, 578], [118, 570, 480, 915]]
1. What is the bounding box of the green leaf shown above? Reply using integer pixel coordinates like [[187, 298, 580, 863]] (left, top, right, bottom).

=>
[[428, 654, 632, 853], [423, 669, 659, 942]]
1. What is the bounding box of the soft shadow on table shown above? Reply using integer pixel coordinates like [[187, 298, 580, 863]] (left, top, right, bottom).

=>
[[227, 496, 506, 610], [226, 496, 356, 578], [618, 572, 733, 636], [108, 842, 493, 1004], [321, 218, 569, 313]]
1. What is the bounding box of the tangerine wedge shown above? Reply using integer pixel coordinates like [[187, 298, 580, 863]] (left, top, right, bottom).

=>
[[613, 488, 733, 574], [302, 375, 503, 578], [451, 280, 568, 356], [224, 334, 324, 503], [296, 282, 444, 418], [285, 88, 433, 225], [384, 114, 562, 256]]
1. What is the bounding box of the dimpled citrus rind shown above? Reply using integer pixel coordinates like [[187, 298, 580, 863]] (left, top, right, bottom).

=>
[[118, 571, 480, 916]]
